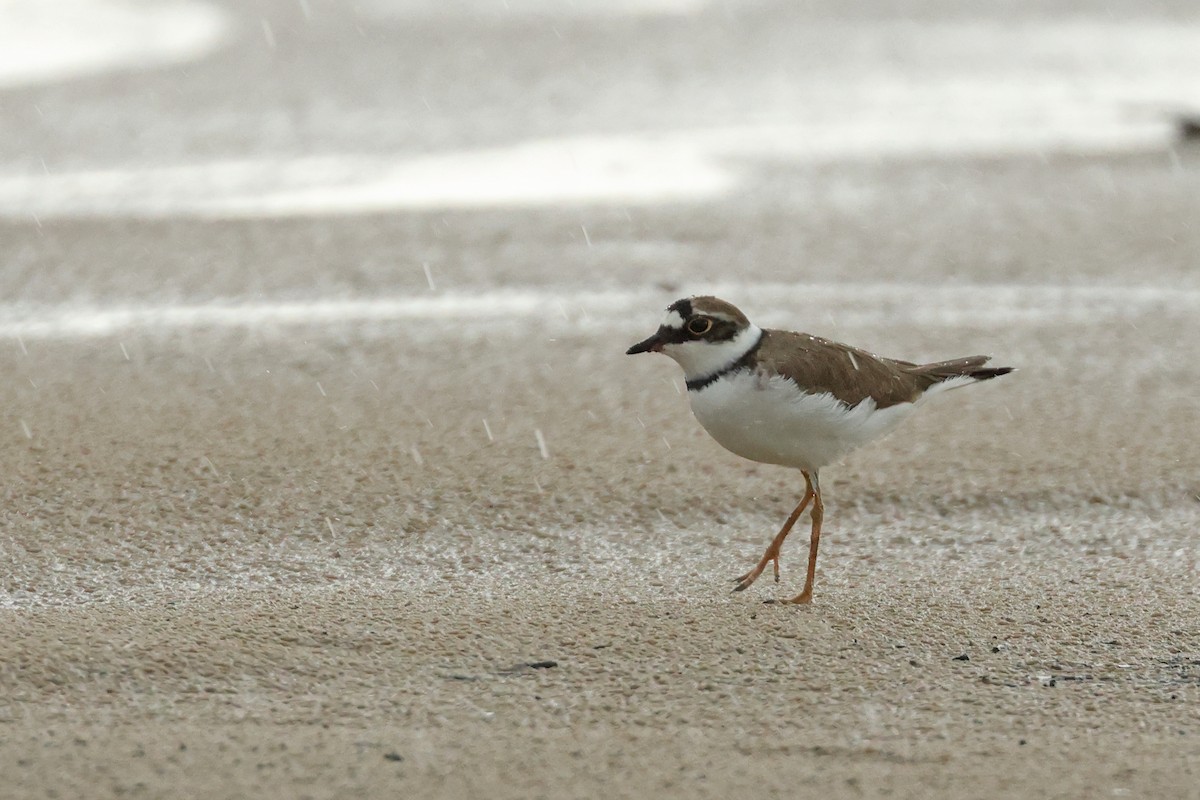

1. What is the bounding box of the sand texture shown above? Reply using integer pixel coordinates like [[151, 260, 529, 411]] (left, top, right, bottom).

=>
[[3, 1, 1200, 797]]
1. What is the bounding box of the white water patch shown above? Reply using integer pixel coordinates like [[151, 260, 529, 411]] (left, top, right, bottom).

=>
[[1, 19, 1197, 216], [2, 284, 1197, 341], [0, 0, 230, 88], [0, 114, 1177, 219], [0, 136, 727, 218]]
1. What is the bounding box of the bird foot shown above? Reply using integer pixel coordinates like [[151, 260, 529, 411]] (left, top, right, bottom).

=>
[[731, 555, 780, 593], [763, 590, 813, 605]]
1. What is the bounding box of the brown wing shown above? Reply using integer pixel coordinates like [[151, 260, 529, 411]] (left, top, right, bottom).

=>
[[753, 330, 995, 409]]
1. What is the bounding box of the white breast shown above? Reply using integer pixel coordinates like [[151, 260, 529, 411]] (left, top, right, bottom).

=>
[[687, 370, 916, 471]]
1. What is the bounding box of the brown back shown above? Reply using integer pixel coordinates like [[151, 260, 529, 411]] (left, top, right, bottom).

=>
[[751, 330, 995, 409]]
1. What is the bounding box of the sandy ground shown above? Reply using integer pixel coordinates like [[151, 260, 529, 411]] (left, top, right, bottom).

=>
[[3, 252, 1199, 798], [4, 1, 1200, 798]]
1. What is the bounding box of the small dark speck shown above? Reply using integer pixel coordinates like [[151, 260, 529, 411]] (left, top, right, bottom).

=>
[[1048, 678, 1057, 687], [1179, 118, 1200, 141], [592, 643, 611, 649], [952, 654, 970, 661], [526, 660, 558, 669], [750, 613, 757, 619], [991, 646, 1001, 653], [1019, 739, 1027, 746], [383, 752, 404, 762]]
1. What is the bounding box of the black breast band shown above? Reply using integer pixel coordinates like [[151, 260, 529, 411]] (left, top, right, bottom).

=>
[[685, 332, 765, 392]]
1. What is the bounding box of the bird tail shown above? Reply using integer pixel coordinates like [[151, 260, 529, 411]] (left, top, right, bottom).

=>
[[911, 356, 1015, 392]]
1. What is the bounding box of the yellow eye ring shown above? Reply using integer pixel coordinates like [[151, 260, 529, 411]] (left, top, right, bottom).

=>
[[687, 317, 713, 336]]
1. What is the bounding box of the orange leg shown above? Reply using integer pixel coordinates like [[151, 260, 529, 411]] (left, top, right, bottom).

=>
[[732, 471, 814, 593], [776, 476, 824, 604]]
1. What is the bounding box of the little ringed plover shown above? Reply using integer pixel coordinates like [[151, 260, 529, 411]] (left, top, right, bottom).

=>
[[627, 296, 1013, 604]]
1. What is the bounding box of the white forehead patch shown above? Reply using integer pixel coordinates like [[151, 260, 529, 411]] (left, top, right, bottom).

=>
[[661, 309, 686, 329]]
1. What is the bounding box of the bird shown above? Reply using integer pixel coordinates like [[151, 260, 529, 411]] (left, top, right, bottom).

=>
[[626, 296, 1013, 604]]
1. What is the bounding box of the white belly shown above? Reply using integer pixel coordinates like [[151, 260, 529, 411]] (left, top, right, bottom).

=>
[[688, 370, 915, 471]]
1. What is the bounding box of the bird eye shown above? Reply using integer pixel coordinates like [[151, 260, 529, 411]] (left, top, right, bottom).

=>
[[687, 317, 713, 336]]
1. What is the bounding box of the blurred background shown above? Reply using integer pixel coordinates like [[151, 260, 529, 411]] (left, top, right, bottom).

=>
[[2, 0, 1199, 316]]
